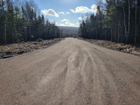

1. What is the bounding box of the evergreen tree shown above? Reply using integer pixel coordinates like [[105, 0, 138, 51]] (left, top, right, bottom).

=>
[[0, 0, 60, 44], [79, 0, 140, 44]]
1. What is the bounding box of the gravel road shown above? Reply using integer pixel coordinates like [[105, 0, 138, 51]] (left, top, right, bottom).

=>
[[0, 38, 140, 105]]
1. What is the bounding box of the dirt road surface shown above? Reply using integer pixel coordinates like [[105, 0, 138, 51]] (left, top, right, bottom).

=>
[[0, 38, 140, 105]]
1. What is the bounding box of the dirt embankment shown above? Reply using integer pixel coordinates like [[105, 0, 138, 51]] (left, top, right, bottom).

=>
[[80, 38, 140, 56], [0, 38, 64, 59]]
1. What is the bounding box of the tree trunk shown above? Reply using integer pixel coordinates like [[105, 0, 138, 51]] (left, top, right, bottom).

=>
[[117, 20, 120, 43], [4, 11, 7, 44], [12, 13, 14, 43], [12, 22, 14, 43], [127, 0, 131, 43], [110, 21, 113, 41], [122, 2, 128, 43], [134, 0, 137, 43], [105, 29, 106, 40], [115, 24, 117, 42], [25, 21, 27, 42], [111, 28, 113, 41]]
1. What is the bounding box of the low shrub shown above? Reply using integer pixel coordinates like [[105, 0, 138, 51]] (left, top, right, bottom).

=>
[[37, 38, 44, 42]]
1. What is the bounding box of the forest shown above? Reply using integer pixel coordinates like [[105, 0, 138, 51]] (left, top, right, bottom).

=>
[[79, 0, 140, 44], [0, 0, 60, 44]]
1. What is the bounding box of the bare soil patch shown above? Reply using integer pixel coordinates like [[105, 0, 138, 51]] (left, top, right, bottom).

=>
[[80, 38, 140, 56], [0, 38, 64, 59]]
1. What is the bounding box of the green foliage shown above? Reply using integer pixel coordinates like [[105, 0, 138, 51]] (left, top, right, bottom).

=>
[[37, 38, 44, 42], [0, 0, 60, 44], [79, 0, 140, 44], [24, 43, 31, 47], [31, 35, 34, 39]]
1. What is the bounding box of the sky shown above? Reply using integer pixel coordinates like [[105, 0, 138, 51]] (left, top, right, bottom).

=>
[[34, 0, 103, 27]]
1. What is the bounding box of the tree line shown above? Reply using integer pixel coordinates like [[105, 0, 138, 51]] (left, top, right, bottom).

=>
[[0, 0, 60, 44], [79, 0, 140, 44]]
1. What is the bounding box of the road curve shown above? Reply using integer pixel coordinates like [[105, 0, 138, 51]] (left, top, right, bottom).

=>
[[0, 38, 140, 105]]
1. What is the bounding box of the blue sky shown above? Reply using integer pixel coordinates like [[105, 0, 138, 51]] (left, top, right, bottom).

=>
[[34, 0, 101, 27]]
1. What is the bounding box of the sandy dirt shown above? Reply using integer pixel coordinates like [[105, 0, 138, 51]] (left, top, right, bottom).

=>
[[0, 38, 140, 105]]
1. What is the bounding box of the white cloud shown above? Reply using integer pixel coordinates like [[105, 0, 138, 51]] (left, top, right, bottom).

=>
[[55, 22, 58, 26], [78, 17, 82, 21], [59, 24, 66, 27], [70, 4, 97, 14], [96, 0, 106, 3], [61, 19, 69, 22], [59, 23, 79, 27], [103, 0, 106, 2], [41, 9, 59, 17], [59, 12, 65, 15], [91, 4, 98, 13], [91, 4, 97, 10], [59, 19, 79, 27], [66, 12, 70, 14], [70, 9, 75, 13], [72, 6, 91, 13], [78, 16, 90, 21], [65, 21, 76, 27], [59, 12, 70, 15], [77, 22, 80, 26]]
